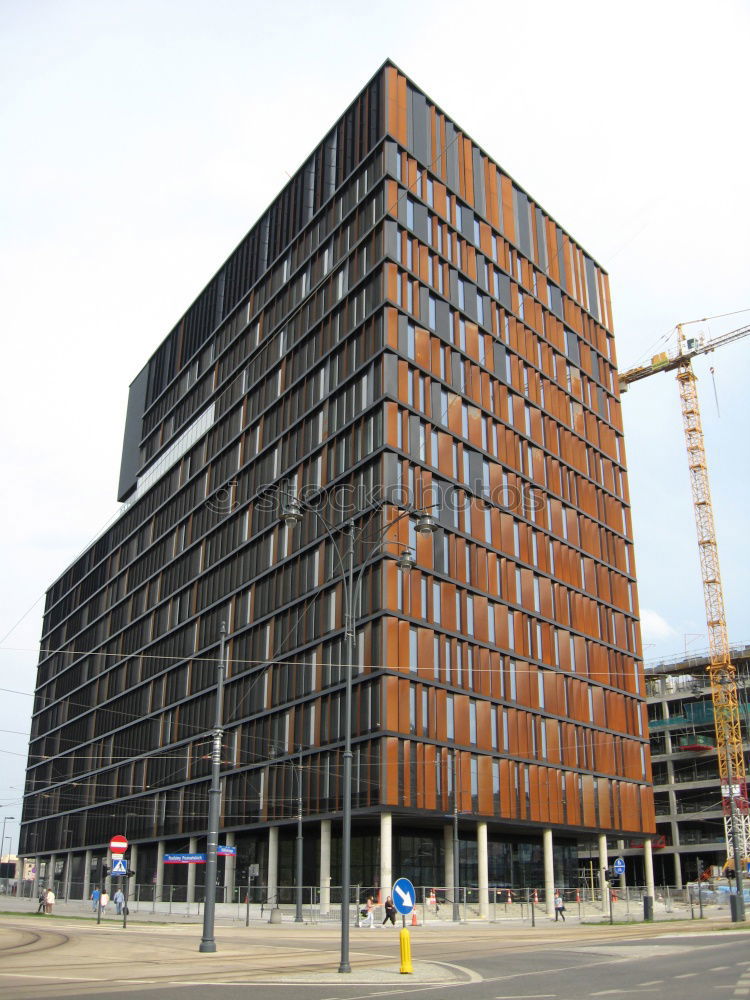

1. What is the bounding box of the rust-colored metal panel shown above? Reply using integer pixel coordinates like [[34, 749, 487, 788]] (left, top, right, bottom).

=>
[[478, 754, 493, 814], [500, 175, 516, 242]]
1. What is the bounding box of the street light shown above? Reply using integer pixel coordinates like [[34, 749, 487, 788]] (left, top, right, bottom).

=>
[[295, 747, 304, 923], [199, 620, 227, 953], [282, 493, 434, 972], [0, 817, 14, 863]]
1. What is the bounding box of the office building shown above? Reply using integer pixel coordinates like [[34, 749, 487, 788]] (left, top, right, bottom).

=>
[[21, 62, 654, 905], [643, 643, 750, 888]]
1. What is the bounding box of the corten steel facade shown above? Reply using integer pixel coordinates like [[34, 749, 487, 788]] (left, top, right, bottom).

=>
[[21, 62, 654, 901]]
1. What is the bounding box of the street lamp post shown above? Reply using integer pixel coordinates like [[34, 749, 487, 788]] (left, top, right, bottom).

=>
[[452, 753, 460, 922], [282, 494, 434, 973], [0, 817, 14, 864], [199, 620, 227, 953], [295, 747, 304, 923]]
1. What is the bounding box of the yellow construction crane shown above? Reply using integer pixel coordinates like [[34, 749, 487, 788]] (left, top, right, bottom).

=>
[[620, 321, 750, 872]]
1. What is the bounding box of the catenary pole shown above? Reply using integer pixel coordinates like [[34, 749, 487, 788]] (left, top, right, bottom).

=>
[[199, 621, 227, 952]]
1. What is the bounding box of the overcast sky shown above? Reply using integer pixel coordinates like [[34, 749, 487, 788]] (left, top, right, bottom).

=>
[[1, 0, 748, 852]]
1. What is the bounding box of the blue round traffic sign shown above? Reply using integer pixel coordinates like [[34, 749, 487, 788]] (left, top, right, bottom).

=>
[[613, 858, 626, 876], [392, 877, 416, 915]]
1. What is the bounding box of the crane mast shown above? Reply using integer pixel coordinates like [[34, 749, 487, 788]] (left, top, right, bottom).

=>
[[620, 321, 750, 867]]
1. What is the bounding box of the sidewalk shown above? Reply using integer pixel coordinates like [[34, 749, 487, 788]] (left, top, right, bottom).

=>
[[0, 892, 728, 926]]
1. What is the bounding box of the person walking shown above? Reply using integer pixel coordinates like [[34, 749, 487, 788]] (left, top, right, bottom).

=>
[[360, 896, 375, 928], [382, 895, 397, 925], [553, 890, 566, 922], [99, 890, 109, 916], [113, 888, 125, 916], [91, 887, 100, 912], [45, 888, 55, 914], [37, 887, 47, 913]]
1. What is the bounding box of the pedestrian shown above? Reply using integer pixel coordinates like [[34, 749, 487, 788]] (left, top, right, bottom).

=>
[[114, 887, 125, 916], [37, 887, 47, 913], [45, 887, 55, 914], [360, 896, 375, 928], [100, 890, 109, 915], [91, 887, 100, 912], [554, 890, 566, 922], [382, 895, 397, 925]]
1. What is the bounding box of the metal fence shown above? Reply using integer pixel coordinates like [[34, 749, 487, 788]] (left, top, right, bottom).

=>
[[1, 878, 711, 922]]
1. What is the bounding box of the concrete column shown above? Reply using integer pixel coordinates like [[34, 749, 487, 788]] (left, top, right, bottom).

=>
[[644, 839, 655, 900], [129, 844, 138, 895], [380, 812, 392, 902], [268, 827, 278, 907], [63, 852, 73, 901], [598, 834, 609, 915], [155, 840, 165, 902], [444, 823, 454, 894], [187, 837, 197, 903], [224, 832, 236, 902], [543, 828, 555, 917], [672, 850, 683, 891], [48, 854, 56, 893], [320, 820, 331, 916], [477, 821, 489, 918], [83, 849, 92, 902]]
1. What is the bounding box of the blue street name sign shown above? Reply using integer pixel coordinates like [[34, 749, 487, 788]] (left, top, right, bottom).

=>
[[163, 853, 207, 864], [217, 845, 237, 856], [111, 859, 128, 876], [613, 857, 626, 876], [393, 876, 416, 915]]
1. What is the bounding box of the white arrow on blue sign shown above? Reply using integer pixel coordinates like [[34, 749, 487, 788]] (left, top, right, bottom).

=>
[[393, 876, 415, 915], [111, 859, 128, 876], [613, 857, 626, 876]]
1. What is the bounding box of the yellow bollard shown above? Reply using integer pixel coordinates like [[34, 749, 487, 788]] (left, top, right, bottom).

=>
[[399, 927, 413, 974]]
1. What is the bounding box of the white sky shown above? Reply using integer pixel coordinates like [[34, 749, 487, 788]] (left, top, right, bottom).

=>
[[1, 0, 748, 850]]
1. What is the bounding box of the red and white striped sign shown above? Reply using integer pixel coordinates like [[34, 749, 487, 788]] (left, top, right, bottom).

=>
[[109, 834, 128, 856]]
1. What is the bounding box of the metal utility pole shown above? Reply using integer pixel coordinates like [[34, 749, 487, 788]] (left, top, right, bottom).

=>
[[199, 621, 227, 953], [295, 747, 303, 923], [452, 750, 460, 922], [339, 521, 355, 973]]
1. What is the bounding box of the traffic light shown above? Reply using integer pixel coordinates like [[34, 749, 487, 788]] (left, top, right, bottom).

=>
[[101, 865, 110, 877], [604, 869, 613, 882], [127, 870, 136, 878]]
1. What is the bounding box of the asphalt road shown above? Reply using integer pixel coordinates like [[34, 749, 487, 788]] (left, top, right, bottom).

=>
[[1, 916, 749, 1000]]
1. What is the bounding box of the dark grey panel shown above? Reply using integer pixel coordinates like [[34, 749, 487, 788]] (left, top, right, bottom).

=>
[[445, 121, 459, 192], [450, 351, 463, 391], [479, 294, 491, 330], [385, 140, 400, 179], [384, 218, 400, 259], [461, 206, 475, 243], [383, 353, 399, 396], [549, 283, 563, 319], [556, 228, 566, 291], [468, 448, 484, 495], [435, 299, 451, 341], [494, 341, 508, 382], [398, 312, 409, 354], [565, 329, 581, 366], [117, 364, 149, 502], [495, 271, 511, 311], [584, 255, 600, 321], [472, 146, 486, 217], [535, 207, 548, 272], [515, 188, 532, 259], [410, 87, 430, 165], [413, 202, 429, 243]]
